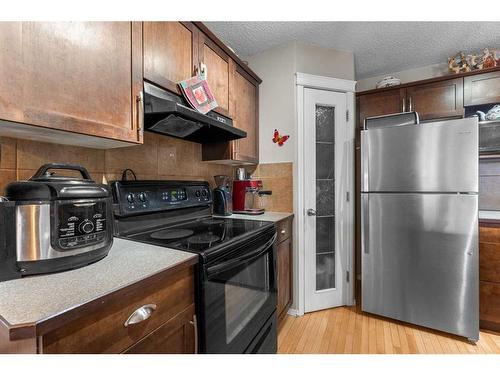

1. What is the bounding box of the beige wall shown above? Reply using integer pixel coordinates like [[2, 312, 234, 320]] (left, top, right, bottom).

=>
[[246, 42, 355, 165], [356, 62, 449, 92]]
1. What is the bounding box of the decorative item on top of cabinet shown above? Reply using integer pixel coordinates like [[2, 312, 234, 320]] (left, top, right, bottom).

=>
[[276, 216, 293, 327], [143, 22, 199, 96], [0, 22, 143, 147], [464, 70, 500, 106]]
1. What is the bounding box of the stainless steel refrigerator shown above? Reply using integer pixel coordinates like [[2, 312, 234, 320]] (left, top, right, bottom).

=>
[[361, 117, 479, 341]]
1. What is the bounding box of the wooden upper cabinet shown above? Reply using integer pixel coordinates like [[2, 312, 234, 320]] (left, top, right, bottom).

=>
[[406, 78, 464, 120], [358, 89, 404, 128], [464, 70, 500, 106], [199, 34, 230, 116], [231, 63, 259, 163], [0, 22, 143, 144], [143, 22, 198, 94]]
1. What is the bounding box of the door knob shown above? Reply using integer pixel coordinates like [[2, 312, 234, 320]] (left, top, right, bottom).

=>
[[307, 208, 317, 216]]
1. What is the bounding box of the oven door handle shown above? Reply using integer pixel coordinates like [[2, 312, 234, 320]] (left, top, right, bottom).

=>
[[206, 232, 277, 277]]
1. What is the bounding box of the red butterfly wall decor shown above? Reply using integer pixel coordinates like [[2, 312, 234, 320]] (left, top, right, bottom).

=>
[[272, 129, 290, 147]]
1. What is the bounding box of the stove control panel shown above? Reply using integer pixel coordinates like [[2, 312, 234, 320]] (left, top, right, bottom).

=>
[[112, 181, 212, 217]]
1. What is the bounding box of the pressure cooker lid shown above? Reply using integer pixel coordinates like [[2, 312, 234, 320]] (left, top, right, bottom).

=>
[[5, 163, 110, 201]]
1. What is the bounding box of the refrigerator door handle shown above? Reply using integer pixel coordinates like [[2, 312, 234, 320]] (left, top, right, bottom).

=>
[[361, 194, 369, 254]]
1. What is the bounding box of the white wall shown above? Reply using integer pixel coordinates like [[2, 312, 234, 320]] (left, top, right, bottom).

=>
[[356, 62, 449, 92], [246, 42, 355, 164]]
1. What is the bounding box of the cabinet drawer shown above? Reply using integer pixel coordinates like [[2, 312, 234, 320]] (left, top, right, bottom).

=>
[[480, 242, 500, 283], [480, 281, 500, 328], [124, 304, 196, 354], [42, 266, 195, 353], [276, 217, 292, 243], [479, 225, 500, 243]]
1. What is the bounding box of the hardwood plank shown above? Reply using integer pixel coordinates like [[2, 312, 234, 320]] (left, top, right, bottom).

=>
[[278, 306, 500, 354]]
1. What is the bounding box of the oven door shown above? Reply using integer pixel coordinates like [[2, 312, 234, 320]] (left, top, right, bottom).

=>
[[199, 229, 277, 354]]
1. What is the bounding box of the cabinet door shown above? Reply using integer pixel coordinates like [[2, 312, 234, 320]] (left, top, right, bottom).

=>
[[406, 78, 464, 120], [464, 70, 500, 106], [199, 34, 230, 116], [231, 62, 259, 163], [277, 237, 292, 319], [124, 305, 196, 354], [143, 22, 198, 94], [357, 89, 405, 129], [0, 22, 143, 143]]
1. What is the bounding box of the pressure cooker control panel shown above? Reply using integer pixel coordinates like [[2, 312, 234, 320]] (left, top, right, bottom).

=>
[[56, 201, 108, 250]]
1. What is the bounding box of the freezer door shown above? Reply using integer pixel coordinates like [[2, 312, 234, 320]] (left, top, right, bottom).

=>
[[361, 118, 478, 192], [361, 193, 479, 340]]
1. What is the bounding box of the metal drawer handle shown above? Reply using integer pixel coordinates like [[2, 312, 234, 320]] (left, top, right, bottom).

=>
[[124, 304, 157, 327]]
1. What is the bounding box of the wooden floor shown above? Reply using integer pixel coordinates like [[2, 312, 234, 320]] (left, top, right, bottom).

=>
[[278, 305, 500, 354]]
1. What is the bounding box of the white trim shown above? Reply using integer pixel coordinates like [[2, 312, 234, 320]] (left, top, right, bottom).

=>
[[294, 73, 356, 316], [296, 72, 356, 93], [286, 308, 302, 317]]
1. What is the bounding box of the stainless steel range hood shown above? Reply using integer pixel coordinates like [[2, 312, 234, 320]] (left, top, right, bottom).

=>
[[143, 82, 246, 143]]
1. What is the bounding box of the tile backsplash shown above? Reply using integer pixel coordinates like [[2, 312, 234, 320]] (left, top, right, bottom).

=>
[[0, 134, 294, 213], [0, 132, 234, 195], [480, 158, 500, 210], [248, 162, 293, 213]]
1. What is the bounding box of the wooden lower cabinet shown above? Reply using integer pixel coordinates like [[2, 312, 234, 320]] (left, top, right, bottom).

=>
[[124, 304, 196, 354], [478, 224, 500, 332], [41, 264, 196, 354], [276, 217, 293, 325]]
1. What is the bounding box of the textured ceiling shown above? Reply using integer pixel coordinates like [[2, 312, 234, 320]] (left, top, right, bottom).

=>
[[205, 22, 500, 79]]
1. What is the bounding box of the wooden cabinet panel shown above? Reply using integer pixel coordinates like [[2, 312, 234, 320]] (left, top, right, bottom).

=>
[[480, 281, 500, 330], [464, 70, 500, 106], [0, 22, 142, 144], [199, 35, 230, 116], [406, 78, 464, 120], [277, 237, 292, 320], [231, 63, 259, 163], [478, 224, 500, 332], [143, 22, 198, 94], [357, 89, 404, 128], [42, 266, 195, 354], [0, 23, 22, 122], [276, 217, 292, 245], [124, 304, 195, 354], [480, 242, 500, 284]]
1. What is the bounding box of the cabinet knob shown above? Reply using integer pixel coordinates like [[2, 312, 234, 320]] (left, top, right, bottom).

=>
[[124, 304, 157, 327], [281, 229, 286, 234]]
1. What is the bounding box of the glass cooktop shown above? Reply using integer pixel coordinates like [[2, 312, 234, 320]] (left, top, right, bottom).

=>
[[128, 217, 274, 254]]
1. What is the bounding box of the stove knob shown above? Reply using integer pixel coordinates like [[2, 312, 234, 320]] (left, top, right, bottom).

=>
[[138, 193, 147, 202], [126, 193, 134, 203], [195, 190, 201, 197], [201, 190, 207, 197], [79, 220, 94, 234]]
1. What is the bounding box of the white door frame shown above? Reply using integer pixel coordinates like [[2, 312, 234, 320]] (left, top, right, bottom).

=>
[[291, 72, 356, 316]]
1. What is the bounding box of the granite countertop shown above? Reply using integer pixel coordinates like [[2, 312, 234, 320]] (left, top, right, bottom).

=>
[[0, 238, 197, 333], [214, 211, 294, 222], [479, 210, 500, 222]]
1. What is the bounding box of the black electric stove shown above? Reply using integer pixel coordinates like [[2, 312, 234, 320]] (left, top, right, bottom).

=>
[[111, 179, 278, 354]]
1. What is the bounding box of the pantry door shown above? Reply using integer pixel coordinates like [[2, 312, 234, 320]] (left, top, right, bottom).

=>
[[304, 88, 349, 313]]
